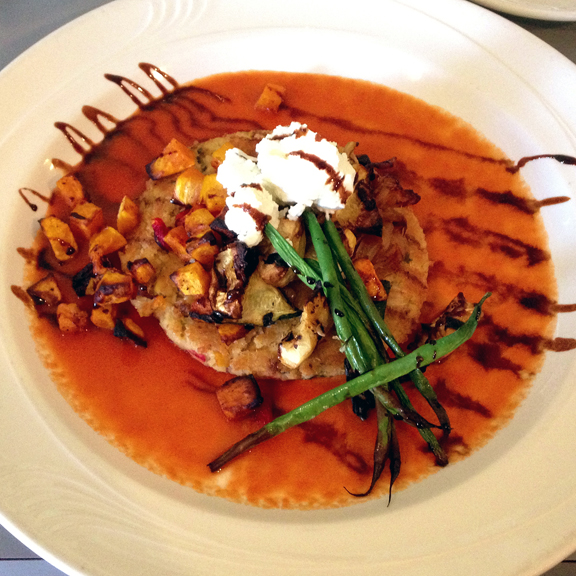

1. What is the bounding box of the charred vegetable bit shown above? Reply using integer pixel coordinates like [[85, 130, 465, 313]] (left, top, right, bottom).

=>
[[208, 292, 489, 474], [113, 318, 147, 347], [216, 375, 263, 420]]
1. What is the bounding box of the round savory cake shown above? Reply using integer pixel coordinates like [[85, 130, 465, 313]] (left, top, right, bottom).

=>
[[120, 129, 429, 379]]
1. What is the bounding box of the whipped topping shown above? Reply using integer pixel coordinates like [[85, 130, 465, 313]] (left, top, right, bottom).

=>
[[216, 123, 355, 246], [217, 149, 280, 247]]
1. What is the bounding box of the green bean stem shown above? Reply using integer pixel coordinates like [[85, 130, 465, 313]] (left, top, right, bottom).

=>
[[323, 219, 451, 431], [208, 292, 489, 472]]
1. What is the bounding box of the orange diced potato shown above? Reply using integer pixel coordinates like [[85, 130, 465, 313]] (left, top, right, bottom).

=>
[[114, 318, 147, 347], [26, 273, 62, 306], [91, 305, 117, 330], [89, 226, 127, 268], [216, 375, 263, 420], [40, 216, 78, 261], [211, 142, 235, 169], [170, 262, 211, 296], [255, 83, 286, 112], [174, 166, 205, 205], [57, 303, 88, 333], [69, 202, 105, 239], [117, 196, 140, 236], [163, 225, 190, 260], [200, 174, 227, 215], [93, 270, 134, 306], [189, 239, 219, 266], [217, 324, 248, 345], [354, 258, 387, 301], [55, 174, 85, 208], [184, 207, 215, 238], [127, 258, 156, 286], [146, 139, 195, 180]]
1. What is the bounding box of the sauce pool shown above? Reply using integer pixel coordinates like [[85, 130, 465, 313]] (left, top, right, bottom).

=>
[[20, 68, 573, 508]]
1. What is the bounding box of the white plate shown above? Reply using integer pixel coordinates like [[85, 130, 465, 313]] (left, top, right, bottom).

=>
[[1, 1, 576, 575], [470, 0, 576, 20]]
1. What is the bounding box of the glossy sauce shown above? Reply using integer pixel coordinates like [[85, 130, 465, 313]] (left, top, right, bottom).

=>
[[21, 68, 574, 508]]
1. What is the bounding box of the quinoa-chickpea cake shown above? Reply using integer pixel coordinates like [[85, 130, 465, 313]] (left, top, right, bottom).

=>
[[120, 129, 429, 379]]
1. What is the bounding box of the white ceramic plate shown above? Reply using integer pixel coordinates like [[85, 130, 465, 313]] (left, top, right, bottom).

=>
[[1, 1, 576, 575], [470, 0, 576, 20]]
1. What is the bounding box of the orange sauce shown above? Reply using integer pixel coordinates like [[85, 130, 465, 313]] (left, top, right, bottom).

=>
[[22, 70, 569, 508]]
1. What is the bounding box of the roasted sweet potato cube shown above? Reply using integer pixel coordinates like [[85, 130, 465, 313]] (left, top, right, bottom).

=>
[[216, 375, 263, 420], [40, 216, 78, 261], [174, 166, 204, 205], [163, 225, 190, 260], [210, 142, 235, 169], [145, 138, 195, 180], [26, 273, 62, 306], [217, 323, 248, 345], [117, 196, 140, 236], [354, 258, 387, 301], [170, 262, 211, 296], [127, 258, 156, 286], [93, 270, 134, 305], [113, 318, 147, 347], [69, 202, 105, 239], [57, 303, 88, 333], [184, 208, 215, 238], [89, 227, 127, 270], [55, 174, 85, 208], [254, 83, 286, 112], [187, 231, 220, 266], [200, 174, 227, 215], [91, 304, 117, 330]]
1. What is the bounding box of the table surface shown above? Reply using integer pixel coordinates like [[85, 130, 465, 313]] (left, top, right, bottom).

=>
[[1, 0, 576, 575]]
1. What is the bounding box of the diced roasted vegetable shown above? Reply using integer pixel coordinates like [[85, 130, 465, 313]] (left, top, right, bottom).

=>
[[184, 208, 215, 239], [91, 304, 117, 330], [170, 261, 211, 297], [117, 196, 140, 236], [88, 226, 127, 270], [151, 218, 170, 250], [210, 217, 237, 244], [211, 142, 235, 169], [213, 289, 243, 319], [127, 258, 156, 286], [217, 323, 249, 345], [113, 318, 147, 347], [55, 174, 85, 208], [90, 306, 117, 330], [57, 302, 88, 332], [26, 273, 62, 306], [163, 225, 190, 261], [174, 166, 204, 205], [216, 375, 263, 420], [72, 263, 95, 297], [254, 83, 286, 112], [200, 174, 227, 215], [279, 292, 331, 369], [215, 241, 257, 292], [187, 231, 220, 266], [237, 272, 298, 326], [40, 216, 78, 261], [353, 258, 387, 301], [69, 202, 105, 239], [145, 138, 196, 180], [93, 270, 134, 306]]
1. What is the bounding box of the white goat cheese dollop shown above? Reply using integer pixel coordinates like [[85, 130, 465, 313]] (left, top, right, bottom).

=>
[[216, 123, 355, 246]]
